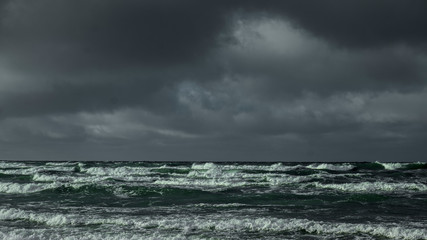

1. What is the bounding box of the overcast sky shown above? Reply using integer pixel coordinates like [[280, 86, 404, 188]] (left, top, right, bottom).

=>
[[1, 0, 426, 161]]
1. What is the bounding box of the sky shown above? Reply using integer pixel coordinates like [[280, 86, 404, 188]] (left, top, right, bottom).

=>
[[0, 0, 426, 162]]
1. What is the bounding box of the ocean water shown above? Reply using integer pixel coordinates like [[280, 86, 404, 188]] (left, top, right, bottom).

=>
[[0, 161, 426, 240]]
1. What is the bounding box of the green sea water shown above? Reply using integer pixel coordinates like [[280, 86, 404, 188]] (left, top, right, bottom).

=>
[[0, 161, 426, 239]]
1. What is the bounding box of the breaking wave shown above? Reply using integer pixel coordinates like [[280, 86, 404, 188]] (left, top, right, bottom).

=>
[[0, 182, 62, 194], [310, 181, 427, 193], [307, 163, 355, 171], [1, 208, 426, 240]]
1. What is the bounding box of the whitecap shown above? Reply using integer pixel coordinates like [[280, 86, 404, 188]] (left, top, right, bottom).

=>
[[190, 162, 217, 170], [377, 162, 404, 170], [311, 181, 427, 193], [307, 163, 355, 171], [0, 182, 61, 194], [82, 166, 150, 176]]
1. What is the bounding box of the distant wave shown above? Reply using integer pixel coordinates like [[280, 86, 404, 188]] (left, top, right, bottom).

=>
[[1, 161, 426, 195], [356, 162, 427, 171], [1, 161, 426, 175], [307, 163, 355, 171]]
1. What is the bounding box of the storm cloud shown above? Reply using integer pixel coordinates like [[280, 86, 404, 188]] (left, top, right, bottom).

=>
[[0, 0, 426, 161]]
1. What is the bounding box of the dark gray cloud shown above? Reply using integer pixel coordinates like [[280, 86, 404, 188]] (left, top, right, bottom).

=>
[[257, 0, 427, 48], [1, 0, 238, 71], [0, 0, 426, 161]]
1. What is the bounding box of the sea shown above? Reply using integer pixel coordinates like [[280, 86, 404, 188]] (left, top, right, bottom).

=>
[[0, 161, 426, 240]]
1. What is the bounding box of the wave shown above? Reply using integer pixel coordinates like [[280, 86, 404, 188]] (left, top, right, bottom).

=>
[[45, 162, 80, 167], [307, 163, 355, 171], [153, 178, 248, 190], [191, 162, 301, 172], [380, 162, 406, 170], [1, 161, 426, 196], [82, 166, 151, 176], [355, 162, 427, 171], [192, 203, 248, 208], [378, 162, 427, 170], [3, 173, 424, 195], [32, 173, 116, 183], [0, 181, 222, 199], [0, 208, 81, 226], [310, 181, 427, 193], [155, 171, 316, 190], [0, 181, 118, 195], [2, 161, 425, 182], [0, 230, 178, 240], [1, 208, 426, 240], [0, 161, 29, 169], [0, 182, 62, 194], [0, 165, 77, 176], [4, 179, 425, 197]]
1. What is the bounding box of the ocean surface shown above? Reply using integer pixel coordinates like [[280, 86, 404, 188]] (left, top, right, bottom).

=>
[[0, 161, 426, 240]]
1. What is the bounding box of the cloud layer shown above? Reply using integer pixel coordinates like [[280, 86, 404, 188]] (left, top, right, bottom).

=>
[[1, 0, 426, 161]]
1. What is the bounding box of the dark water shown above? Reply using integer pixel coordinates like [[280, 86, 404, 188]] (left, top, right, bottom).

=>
[[0, 161, 426, 239]]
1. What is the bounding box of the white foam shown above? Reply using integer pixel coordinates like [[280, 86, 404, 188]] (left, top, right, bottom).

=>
[[82, 166, 150, 176], [192, 203, 247, 208], [31, 173, 116, 184], [190, 162, 301, 172], [0, 181, 117, 195], [0, 167, 36, 175], [191, 162, 217, 170], [307, 163, 355, 171], [378, 162, 404, 170], [45, 162, 78, 167], [0, 208, 106, 226], [189, 217, 427, 240], [32, 173, 74, 182], [187, 166, 260, 180], [153, 178, 248, 190], [379, 162, 404, 170], [374, 161, 427, 170], [311, 181, 427, 193], [0, 165, 76, 176], [0, 182, 61, 194], [157, 164, 189, 171], [0, 161, 29, 169], [0, 229, 186, 240], [157, 170, 314, 189], [265, 174, 312, 185]]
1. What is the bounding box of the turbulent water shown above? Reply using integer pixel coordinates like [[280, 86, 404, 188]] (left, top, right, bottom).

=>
[[0, 161, 426, 240]]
